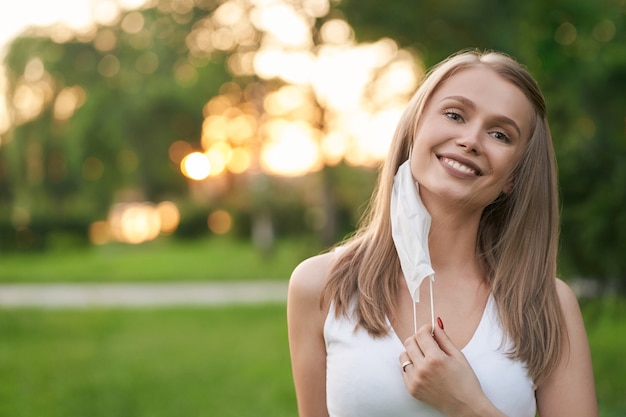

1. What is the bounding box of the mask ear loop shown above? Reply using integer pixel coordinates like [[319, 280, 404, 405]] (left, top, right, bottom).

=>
[[429, 276, 435, 335], [413, 299, 417, 334], [412, 276, 435, 335]]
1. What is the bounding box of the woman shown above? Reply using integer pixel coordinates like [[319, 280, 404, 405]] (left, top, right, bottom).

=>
[[287, 50, 597, 417]]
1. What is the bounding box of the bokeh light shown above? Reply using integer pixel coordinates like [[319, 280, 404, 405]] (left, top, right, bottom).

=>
[[260, 119, 322, 176], [208, 209, 232, 234], [176, 0, 421, 181], [181, 151, 211, 180], [90, 200, 181, 245]]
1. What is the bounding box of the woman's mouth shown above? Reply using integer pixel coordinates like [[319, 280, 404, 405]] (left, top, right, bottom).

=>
[[439, 156, 482, 176]]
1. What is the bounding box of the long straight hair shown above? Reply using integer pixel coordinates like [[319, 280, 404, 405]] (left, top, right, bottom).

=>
[[322, 49, 563, 386]]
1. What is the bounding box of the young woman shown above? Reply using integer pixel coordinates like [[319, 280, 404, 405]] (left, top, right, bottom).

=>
[[287, 50, 597, 417]]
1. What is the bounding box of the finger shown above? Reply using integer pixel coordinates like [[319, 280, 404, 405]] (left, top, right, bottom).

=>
[[401, 360, 414, 373], [403, 334, 425, 363], [414, 323, 454, 361], [399, 352, 414, 373], [431, 323, 461, 357]]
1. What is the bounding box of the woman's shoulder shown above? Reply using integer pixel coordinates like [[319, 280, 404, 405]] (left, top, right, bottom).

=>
[[554, 278, 581, 315], [289, 250, 340, 301], [288, 250, 342, 326]]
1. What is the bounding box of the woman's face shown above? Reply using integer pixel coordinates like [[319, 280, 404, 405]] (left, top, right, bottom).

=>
[[410, 66, 535, 211]]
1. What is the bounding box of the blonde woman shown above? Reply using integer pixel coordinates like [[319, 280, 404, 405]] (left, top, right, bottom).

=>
[[287, 50, 597, 417]]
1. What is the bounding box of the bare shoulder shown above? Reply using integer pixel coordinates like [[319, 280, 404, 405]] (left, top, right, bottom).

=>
[[288, 251, 339, 304], [555, 278, 583, 317]]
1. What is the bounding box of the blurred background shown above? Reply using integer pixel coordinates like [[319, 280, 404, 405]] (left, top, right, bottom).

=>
[[0, 0, 624, 416]]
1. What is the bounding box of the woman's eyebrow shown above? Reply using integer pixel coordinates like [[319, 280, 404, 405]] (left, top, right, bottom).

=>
[[442, 95, 522, 137]]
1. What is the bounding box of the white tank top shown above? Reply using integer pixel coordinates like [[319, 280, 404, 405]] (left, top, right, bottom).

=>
[[324, 295, 536, 417]]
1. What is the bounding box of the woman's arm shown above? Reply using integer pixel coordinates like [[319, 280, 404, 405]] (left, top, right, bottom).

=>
[[535, 279, 598, 417], [287, 253, 334, 417]]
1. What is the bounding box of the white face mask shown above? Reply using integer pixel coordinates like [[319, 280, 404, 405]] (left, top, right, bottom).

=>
[[390, 159, 435, 333]]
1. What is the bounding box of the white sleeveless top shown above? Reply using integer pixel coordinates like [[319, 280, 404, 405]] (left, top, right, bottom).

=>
[[324, 295, 536, 417]]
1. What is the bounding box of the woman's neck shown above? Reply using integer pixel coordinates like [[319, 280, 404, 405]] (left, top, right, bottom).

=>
[[422, 193, 484, 278]]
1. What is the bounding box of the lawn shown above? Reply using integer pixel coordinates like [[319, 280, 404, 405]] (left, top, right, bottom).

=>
[[0, 298, 624, 417], [0, 236, 320, 283], [0, 304, 297, 417], [0, 238, 623, 416], [580, 296, 626, 417]]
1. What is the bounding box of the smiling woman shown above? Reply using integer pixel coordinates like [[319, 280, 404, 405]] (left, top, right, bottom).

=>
[[287, 49, 598, 417], [410, 66, 534, 207]]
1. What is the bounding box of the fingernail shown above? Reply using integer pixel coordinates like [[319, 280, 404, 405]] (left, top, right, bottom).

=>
[[437, 316, 444, 330]]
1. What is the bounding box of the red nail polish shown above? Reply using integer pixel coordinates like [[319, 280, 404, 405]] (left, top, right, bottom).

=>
[[437, 317, 444, 330]]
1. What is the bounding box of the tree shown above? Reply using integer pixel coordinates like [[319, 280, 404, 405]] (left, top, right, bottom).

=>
[[0, 5, 231, 249]]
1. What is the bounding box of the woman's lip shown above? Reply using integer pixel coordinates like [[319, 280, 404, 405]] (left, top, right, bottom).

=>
[[437, 154, 483, 176]]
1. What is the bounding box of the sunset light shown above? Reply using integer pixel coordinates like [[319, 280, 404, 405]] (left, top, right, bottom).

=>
[[176, 0, 421, 181], [2, 0, 422, 248], [90, 200, 181, 245], [181, 151, 211, 181]]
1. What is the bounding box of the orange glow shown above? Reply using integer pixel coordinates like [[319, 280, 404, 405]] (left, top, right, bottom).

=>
[[181, 151, 211, 180], [319, 19, 353, 44], [94, 29, 117, 52], [107, 203, 157, 244], [53, 86, 86, 121], [13, 82, 49, 123], [169, 140, 193, 164], [204, 95, 233, 116], [117, 203, 161, 244], [156, 201, 180, 234], [89, 220, 111, 245], [227, 147, 252, 173], [260, 120, 322, 176], [321, 131, 348, 166], [213, 1, 245, 27], [202, 115, 229, 146], [227, 114, 256, 144], [206, 146, 228, 176], [252, 3, 312, 48], [208, 209, 233, 234], [121, 11, 144, 34], [264, 85, 307, 116], [93, 200, 180, 245], [175, 1, 422, 180]]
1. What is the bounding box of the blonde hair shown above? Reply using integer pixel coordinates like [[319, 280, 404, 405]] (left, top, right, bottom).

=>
[[322, 49, 563, 385]]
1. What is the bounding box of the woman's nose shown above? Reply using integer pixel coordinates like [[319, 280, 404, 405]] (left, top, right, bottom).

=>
[[455, 128, 482, 154]]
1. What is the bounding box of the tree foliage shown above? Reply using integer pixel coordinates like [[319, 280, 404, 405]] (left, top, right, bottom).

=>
[[0, 5, 231, 248]]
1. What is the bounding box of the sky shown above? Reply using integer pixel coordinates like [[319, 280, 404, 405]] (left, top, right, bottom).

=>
[[0, 0, 148, 55]]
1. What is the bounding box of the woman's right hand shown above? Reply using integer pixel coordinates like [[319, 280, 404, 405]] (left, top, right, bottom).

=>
[[400, 323, 506, 417]]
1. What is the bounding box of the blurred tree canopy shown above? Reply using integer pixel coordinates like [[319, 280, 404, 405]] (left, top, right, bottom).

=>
[[0, 0, 624, 285], [1, 6, 229, 245]]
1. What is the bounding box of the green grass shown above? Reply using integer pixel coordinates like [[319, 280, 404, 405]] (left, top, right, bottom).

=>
[[0, 298, 623, 417], [580, 297, 626, 417], [0, 304, 297, 417], [0, 236, 320, 283]]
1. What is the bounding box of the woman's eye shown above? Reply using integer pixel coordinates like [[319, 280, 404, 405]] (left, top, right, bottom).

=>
[[444, 111, 463, 122], [490, 131, 510, 143]]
